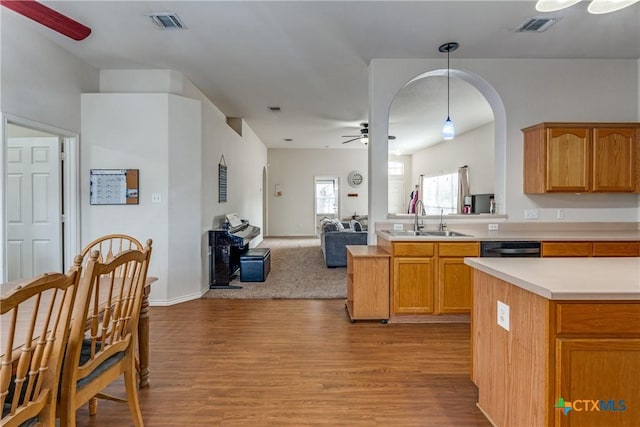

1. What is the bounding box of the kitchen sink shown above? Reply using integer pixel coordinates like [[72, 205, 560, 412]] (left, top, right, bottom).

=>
[[381, 230, 472, 237], [422, 230, 472, 237]]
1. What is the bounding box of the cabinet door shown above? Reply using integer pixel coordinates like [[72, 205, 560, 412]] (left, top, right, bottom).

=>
[[592, 128, 636, 192], [392, 257, 434, 314], [542, 242, 591, 257], [555, 338, 640, 427], [546, 128, 591, 192], [592, 241, 640, 257], [437, 258, 473, 313]]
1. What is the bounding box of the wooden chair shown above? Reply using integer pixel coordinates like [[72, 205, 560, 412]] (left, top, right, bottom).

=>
[[57, 240, 152, 427], [80, 234, 143, 265], [1, 256, 83, 427]]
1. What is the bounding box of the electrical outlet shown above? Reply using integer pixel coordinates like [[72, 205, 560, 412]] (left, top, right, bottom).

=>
[[393, 223, 404, 231], [488, 223, 499, 231], [524, 209, 539, 220], [497, 301, 510, 331], [557, 209, 565, 220]]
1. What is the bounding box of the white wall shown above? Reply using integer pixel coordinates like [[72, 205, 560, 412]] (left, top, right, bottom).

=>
[[1, 9, 99, 131], [368, 58, 639, 234], [81, 93, 202, 304], [267, 148, 368, 236], [90, 70, 268, 304], [411, 122, 494, 196]]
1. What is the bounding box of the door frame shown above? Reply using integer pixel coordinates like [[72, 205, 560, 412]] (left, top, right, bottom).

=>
[[1, 113, 81, 281]]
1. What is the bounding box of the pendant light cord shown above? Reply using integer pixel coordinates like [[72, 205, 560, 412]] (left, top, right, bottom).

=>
[[447, 47, 450, 118]]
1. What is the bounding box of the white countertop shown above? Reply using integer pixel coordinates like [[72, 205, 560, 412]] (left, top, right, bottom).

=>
[[377, 229, 640, 242], [464, 257, 640, 300]]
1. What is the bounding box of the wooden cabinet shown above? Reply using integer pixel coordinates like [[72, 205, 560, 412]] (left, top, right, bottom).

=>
[[393, 257, 435, 314], [346, 246, 390, 322], [542, 241, 640, 257], [387, 240, 478, 318], [473, 270, 640, 427], [437, 242, 479, 313], [523, 123, 640, 194]]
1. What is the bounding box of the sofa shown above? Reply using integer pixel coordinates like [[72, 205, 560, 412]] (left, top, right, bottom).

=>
[[320, 218, 368, 267]]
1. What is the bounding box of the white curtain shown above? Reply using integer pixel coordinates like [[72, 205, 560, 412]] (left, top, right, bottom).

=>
[[457, 166, 470, 214]]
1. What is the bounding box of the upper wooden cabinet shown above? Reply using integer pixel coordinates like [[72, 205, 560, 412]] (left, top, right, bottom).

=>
[[523, 123, 640, 194]]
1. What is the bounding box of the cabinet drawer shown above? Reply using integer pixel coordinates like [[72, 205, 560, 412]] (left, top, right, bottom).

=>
[[393, 242, 435, 257], [438, 242, 479, 257], [592, 241, 640, 257], [542, 242, 591, 257], [556, 303, 640, 335]]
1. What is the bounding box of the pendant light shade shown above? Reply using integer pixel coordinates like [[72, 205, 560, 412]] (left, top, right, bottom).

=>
[[438, 42, 459, 141], [442, 117, 455, 140]]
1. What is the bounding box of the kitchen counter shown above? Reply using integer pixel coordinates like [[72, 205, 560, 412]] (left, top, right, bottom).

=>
[[377, 228, 640, 242], [469, 256, 640, 426], [464, 257, 640, 300]]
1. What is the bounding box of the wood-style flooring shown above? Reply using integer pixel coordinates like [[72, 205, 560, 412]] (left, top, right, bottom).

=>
[[75, 299, 491, 426]]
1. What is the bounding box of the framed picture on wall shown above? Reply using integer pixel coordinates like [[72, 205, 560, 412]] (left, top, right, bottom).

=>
[[218, 156, 227, 203]]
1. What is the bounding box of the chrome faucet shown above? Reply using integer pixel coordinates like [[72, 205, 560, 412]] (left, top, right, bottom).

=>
[[438, 208, 447, 231], [414, 200, 424, 233]]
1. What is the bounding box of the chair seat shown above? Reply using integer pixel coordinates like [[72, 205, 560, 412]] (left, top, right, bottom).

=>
[[77, 339, 125, 389]]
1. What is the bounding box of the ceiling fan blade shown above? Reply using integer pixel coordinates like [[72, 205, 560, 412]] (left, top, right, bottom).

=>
[[1, 0, 92, 40], [342, 137, 360, 144], [341, 135, 360, 138]]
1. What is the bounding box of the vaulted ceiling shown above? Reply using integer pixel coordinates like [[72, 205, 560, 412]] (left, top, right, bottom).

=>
[[6, 1, 639, 152]]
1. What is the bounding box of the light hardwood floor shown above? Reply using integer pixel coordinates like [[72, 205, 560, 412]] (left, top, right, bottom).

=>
[[75, 299, 491, 426]]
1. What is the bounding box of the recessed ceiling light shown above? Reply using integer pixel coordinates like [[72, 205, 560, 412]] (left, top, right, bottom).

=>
[[146, 13, 186, 30]]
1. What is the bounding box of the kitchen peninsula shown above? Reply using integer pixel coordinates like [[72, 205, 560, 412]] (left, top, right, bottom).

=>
[[465, 257, 640, 427]]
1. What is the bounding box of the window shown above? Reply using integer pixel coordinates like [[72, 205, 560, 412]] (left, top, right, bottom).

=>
[[388, 161, 404, 176], [421, 171, 458, 215], [315, 179, 338, 215]]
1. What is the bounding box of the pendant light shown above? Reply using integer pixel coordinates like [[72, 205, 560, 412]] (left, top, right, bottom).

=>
[[439, 42, 459, 140]]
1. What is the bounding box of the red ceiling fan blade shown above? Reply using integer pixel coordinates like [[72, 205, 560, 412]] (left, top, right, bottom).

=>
[[1, 0, 91, 40]]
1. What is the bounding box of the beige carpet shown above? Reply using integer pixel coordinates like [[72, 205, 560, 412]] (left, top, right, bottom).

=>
[[202, 237, 347, 299]]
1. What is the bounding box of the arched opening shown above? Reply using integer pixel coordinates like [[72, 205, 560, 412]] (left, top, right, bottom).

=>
[[386, 68, 506, 216]]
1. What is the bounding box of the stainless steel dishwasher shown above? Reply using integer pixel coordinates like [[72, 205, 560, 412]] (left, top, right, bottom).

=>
[[480, 241, 541, 257]]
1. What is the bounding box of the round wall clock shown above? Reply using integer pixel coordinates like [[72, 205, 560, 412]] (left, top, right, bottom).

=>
[[347, 170, 364, 188]]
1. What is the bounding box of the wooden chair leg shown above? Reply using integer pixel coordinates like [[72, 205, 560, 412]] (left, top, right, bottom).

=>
[[124, 366, 144, 427], [89, 396, 98, 416]]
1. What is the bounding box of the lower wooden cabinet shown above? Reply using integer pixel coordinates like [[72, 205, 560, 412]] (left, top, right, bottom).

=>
[[393, 257, 435, 314], [542, 241, 640, 257], [346, 246, 390, 322], [555, 338, 640, 426], [390, 241, 479, 318], [437, 242, 479, 314]]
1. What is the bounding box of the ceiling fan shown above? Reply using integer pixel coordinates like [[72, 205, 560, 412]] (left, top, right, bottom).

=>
[[342, 123, 396, 145]]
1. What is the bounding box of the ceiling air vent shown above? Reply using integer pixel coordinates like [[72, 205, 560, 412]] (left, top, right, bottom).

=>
[[147, 13, 186, 30], [516, 17, 556, 32]]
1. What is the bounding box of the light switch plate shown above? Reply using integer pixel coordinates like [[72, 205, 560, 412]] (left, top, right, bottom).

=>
[[151, 193, 161, 203], [497, 301, 510, 331]]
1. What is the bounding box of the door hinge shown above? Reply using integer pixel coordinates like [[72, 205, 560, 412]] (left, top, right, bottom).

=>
[[60, 152, 66, 161], [60, 214, 66, 223]]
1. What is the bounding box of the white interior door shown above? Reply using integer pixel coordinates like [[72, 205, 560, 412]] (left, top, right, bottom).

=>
[[6, 137, 62, 280]]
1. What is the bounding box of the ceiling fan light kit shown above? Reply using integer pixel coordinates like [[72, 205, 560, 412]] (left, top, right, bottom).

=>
[[439, 41, 458, 141], [341, 123, 394, 146], [535, 0, 639, 13]]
